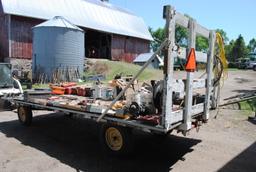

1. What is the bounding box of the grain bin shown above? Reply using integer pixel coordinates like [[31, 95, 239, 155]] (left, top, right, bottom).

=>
[[32, 16, 84, 83]]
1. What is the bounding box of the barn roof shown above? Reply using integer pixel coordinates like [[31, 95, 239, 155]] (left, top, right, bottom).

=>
[[133, 53, 164, 66], [1, 0, 153, 41], [34, 16, 84, 32]]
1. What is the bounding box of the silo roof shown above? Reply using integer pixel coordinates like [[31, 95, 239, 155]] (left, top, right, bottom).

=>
[[34, 16, 83, 32], [1, 0, 153, 41]]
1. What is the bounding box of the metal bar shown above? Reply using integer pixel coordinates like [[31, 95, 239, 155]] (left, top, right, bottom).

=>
[[96, 39, 169, 122], [162, 5, 175, 129], [219, 96, 256, 107], [204, 31, 216, 120], [15, 100, 166, 132]]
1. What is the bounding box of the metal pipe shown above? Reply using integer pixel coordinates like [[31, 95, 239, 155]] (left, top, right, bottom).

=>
[[96, 39, 169, 122], [219, 96, 256, 107]]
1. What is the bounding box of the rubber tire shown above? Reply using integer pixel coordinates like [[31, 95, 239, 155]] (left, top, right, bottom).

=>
[[99, 124, 133, 155], [17, 106, 33, 126], [253, 65, 256, 71]]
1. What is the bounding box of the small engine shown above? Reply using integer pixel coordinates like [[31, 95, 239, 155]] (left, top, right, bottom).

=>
[[128, 88, 155, 116]]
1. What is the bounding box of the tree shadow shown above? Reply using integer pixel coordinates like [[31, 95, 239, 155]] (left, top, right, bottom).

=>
[[0, 112, 201, 172], [234, 78, 253, 84], [231, 89, 256, 94], [218, 142, 256, 172]]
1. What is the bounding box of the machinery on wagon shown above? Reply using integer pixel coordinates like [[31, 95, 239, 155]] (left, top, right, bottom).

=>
[[1, 5, 228, 154]]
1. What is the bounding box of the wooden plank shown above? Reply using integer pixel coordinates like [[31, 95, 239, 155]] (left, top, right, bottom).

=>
[[180, 19, 196, 131], [162, 5, 176, 129], [196, 24, 210, 38], [175, 12, 189, 28], [167, 103, 205, 125], [204, 31, 216, 120], [176, 12, 210, 39]]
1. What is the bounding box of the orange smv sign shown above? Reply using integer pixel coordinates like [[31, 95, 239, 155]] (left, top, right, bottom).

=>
[[185, 48, 196, 72]]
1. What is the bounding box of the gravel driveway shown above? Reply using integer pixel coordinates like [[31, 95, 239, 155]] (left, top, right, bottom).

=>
[[0, 70, 255, 172]]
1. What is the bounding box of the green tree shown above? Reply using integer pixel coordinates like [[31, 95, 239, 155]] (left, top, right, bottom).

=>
[[230, 35, 249, 62], [148, 26, 228, 53], [216, 29, 229, 44], [149, 26, 188, 51], [149, 27, 165, 52], [225, 40, 235, 61], [175, 25, 188, 47], [247, 38, 256, 52], [149, 26, 207, 51], [196, 36, 208, 51]]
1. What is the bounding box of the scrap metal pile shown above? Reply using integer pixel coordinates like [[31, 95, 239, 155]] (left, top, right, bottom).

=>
[[23, 73, 208, 126], [23, 75, 163, 125]]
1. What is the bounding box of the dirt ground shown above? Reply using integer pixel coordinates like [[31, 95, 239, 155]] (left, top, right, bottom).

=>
[[0, 70, 255, 172]]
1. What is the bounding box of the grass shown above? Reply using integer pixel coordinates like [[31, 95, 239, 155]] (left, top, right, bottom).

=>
[[28, 60, 163, 88], [239, 98, 256, 111], [84, 60, 163, 82], [32, 84, 49, 89]]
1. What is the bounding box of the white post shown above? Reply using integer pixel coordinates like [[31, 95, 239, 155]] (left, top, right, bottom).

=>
[[162, 6, 175, 129], [204, 31, 216, 120], [179, 19, 196, 131]]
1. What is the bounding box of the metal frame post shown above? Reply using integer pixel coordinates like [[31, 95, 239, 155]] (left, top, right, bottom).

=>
[[179, 19, 196, 131], [162, 6, 175, 129], [204, 31, 216, 119]]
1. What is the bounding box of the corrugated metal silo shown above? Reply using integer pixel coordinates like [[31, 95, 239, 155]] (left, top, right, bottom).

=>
[[32, 16, 84, 82]]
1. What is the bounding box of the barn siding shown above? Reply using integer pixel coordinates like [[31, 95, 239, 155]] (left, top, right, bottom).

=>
[[111, 35, 150, 63], [1, 14, 151, 63], [0, 14, 8, 62], [10, 16, 42, 59]]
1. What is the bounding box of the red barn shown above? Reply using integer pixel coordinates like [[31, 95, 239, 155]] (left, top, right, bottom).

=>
[[0, 0, 152, 66]]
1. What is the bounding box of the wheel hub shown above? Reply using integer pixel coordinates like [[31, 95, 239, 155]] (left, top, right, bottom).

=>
[[19, 107, 26, 122], [105, 127, 123, 151]]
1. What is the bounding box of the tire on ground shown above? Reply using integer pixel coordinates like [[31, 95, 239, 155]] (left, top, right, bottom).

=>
[[99, 124, 133, 155], [17, 106, 33, 126]]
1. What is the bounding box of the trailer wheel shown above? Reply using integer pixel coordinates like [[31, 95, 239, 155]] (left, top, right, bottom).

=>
[[18, 106, 32, 126], [100, 124, 133, 155]]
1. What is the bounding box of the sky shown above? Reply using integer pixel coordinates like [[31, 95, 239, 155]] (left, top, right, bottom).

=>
[[110, 0, 255, 44]]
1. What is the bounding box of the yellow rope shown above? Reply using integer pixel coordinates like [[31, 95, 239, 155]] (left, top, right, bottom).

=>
[[215, 32, 228, 88], [216, 32, 228, 79]]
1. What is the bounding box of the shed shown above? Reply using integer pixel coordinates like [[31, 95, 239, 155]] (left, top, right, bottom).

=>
[[133, 53, 164, 69]]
